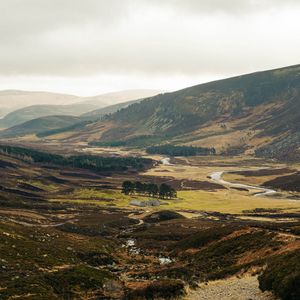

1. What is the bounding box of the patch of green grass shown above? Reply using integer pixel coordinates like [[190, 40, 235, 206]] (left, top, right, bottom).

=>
[[18, 179, 59, 192], [58, 188, 155, 207], [161, 190, 300, 214]]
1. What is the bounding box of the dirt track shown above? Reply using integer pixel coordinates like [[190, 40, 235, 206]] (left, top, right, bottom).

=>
[[187, 275, 276, 300]]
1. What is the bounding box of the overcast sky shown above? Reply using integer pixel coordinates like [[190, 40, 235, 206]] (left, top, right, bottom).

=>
[[0, 0, 299, 96]]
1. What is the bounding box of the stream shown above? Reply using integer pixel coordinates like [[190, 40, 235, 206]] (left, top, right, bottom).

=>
[[161, 156, 277, 197], [210, 171, 277, 197]]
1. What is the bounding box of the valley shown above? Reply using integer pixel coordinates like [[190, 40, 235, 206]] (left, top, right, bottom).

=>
[[0, 140, 299, 299], [0, 65, 300, 299]]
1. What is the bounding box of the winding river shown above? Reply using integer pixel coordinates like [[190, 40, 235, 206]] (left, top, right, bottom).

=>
[[161, 157, 277, 197], [210, 171, 277, 197]]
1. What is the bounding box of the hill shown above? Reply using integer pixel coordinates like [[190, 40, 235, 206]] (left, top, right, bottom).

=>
[[0, 89, 160, 128], [0, 90, 80, 118], [0, 103, 97, 129], [47, 64, 300, 160], [82, 98, 143, 119], [0, 115, 81, 138]]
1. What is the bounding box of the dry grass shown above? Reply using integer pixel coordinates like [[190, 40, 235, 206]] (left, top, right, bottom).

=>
[[142, 156, 300, 214]]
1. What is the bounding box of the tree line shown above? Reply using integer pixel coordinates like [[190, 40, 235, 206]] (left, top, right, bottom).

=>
[[146, 144, 216, 156], [122, 181, 177, 199], [0, 145, 153, 172]]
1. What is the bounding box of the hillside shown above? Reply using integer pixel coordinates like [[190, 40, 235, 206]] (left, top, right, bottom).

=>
[[0, 89, 160, 129], [0, 103, 98, 129], [82, 98, 143, 119], [48, 64, 300, 160], [0, 115, 81, 138]]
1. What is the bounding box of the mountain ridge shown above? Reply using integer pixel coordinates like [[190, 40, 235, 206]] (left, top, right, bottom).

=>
[[1, 65, 300, 160], [53, 64, 300, 160]]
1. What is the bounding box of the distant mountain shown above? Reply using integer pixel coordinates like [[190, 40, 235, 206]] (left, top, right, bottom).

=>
[[0, 90, 80, 118], [0, 115, 81, 138], [47, 64, 300, 160], [0, 103, 98, 129], [0, 89, 160, 128]]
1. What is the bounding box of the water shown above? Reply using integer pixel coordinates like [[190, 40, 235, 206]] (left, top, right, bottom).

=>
[[161, 157, 173, 165], [211, 171, 277, 197], [159, 257, 172, 265], [126, 239, 135, 247]]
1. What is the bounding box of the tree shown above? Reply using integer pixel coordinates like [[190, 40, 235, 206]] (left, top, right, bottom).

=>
[[122, 180, 177, 199], [159, 183, 170, 199], [159, 183, 177, 199], [122, 181, 135, 195], [134, 181, 144, 194], [146, 183, 159, 197], [169, 188, 177, 199]]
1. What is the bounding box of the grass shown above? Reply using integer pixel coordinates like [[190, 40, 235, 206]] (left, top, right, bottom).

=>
[[45, 265, 115, 298], [18, 179, 59, 192], [53, 188, 157, 208], [0, 220, 117, 299], [222, 170, 295, 186], [52, 188, 300, 214], [162, 190, 300, 214], [187, 229, 282, 281], [142, 155, 300, 214], [259, 250, 300, 300]]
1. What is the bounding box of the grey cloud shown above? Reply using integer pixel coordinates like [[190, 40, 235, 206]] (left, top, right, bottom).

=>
[[144, 0, 300, 14], [0, 0, 299, 78], [0, 0, 130, 42]]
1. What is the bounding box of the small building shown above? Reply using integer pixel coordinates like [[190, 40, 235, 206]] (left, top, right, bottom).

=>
[[130, 199, 160, 207]]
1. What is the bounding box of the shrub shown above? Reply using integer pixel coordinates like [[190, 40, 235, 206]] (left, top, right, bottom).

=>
[[259, 250, 300, 300]]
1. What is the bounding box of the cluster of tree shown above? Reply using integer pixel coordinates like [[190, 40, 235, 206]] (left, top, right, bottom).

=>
[[146, 144, 216, 156], [0, 145, 152, 172], [122, 181, 177, 199]]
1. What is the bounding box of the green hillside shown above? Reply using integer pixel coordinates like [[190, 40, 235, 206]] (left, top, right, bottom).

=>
[[0, 115, 81, 138], [0, 103, 99, 129]]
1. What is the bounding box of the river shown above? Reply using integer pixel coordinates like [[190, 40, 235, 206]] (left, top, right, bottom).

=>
[[210, 171, 277, 197]]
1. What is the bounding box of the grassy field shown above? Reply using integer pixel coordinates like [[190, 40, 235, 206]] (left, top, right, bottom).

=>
[[51, 188, 153, 208], [171, 190, 300, 214], [42, 153, 300, 214], [50, 187, 300, 214]]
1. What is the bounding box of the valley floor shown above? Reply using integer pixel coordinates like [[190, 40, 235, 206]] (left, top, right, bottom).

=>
[[0, 144, 299, 299]]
